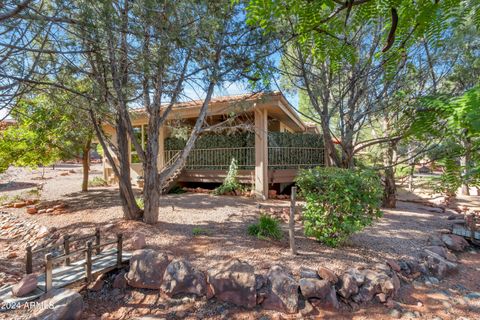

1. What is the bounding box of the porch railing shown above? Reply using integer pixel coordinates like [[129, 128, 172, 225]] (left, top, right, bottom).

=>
[[164, 147, 323, 170], [268, 147, 324, 168], [165, 147, 255, 170]]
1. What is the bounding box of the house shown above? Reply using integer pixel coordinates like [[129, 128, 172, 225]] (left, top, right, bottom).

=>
[[102, 92, 325, 199]]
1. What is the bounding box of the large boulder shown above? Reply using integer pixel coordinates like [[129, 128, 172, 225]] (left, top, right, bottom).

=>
[[131, 233, 146, 250], [262, 265, 299, 314], [441, 234, 469, 252], [31, 288, 83, 320], [299, 278, 331, 299], [161, 259, 206, 297], [126, 249, 169, 289], [317, 266, 338, 284], [337, 268, 364, 299], [12, 274, 37, 297], [206, 259, 256, 308]]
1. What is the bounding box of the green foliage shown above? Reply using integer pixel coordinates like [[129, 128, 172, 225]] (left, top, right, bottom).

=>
[[436, 158, 462, 197], [135, 197, 144, 210], [247, 214, 283, 240], [214, 158, 242, 195], [165, 132, 255, 150], [88, 177, 108, 187], [296, 167, 383, 247], [168, 185, 186, 194], [192, 227, 210, 237]]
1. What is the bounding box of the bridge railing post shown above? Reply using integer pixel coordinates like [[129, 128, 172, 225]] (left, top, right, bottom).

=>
[[64, 235, 71, 266], [95, 228, 101, 255], [25, 245, 32, 274], [45, 253, 53, 292], [85, 241, 92, 283], [116, 234, 123, 268]]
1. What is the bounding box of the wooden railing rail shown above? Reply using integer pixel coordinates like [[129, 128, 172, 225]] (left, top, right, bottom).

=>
[[26, 228, 102, 274], [43, 233, 123, 292]]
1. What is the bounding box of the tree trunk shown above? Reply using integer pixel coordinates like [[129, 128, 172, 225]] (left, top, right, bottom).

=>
[[116, 115, 143, 220], [460, 138, 471, 195], [382, 141, 397, 208], [89, 109, 142, 221], [142, 113, 161, 224], [81, 139, 92, 192]]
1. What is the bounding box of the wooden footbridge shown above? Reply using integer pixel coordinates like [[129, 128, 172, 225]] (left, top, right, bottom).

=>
[[0, 229, 132, 307]]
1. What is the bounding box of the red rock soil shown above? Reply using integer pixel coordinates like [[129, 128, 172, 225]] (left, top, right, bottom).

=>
[[0, 164, 479, 319]]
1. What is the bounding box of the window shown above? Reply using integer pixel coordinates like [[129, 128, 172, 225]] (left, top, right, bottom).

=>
[[131, 125, 147, 163]]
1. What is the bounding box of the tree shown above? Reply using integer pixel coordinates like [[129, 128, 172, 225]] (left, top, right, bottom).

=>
[[0, 86, 95, 190], [72, 0, 273, 223]]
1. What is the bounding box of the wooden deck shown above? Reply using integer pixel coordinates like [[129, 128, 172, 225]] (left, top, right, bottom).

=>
[[0, 249, 131, 308], [177, 168, 300, 184]]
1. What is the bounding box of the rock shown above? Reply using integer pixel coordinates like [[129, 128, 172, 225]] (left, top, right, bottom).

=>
[[337, 276, 357, 300], [445, 251, 457, 262], [206, 259, 256, 308], [7, 251, 18, 259], [53, 203, 66, 210], [88, 275, 104, 291], [112, 272, 127, 289], [441, 234, 469, 252], [299, 267, 319, 279], [161, 259, 206, 297], [12, 274, 38, 297], [268, 190, 277, 197], [317, 266, 338, 284], [386, 259, 401, 272], [26, 206, 38, 214], [425, 246, 448, 259], [131, 233, 146, 250], [255, 274, 267, 290], [126, 249, 169, 289], [46, 208, 55, 213], [37, 226, 49, 238], [31, 288, 83, 320], [37, 209, 46, 214], [262, 265, 298, 314], [376, 293, 387, 303], [389, 309, 402, 319], [299, 278, 331, 299], [13, 202, 27, 208], [428, 234, 445, 247], [424, 249, 458, 279]]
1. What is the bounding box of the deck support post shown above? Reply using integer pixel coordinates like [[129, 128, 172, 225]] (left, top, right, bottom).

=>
[[157, 126, 165, 171], [25, 245, 32, 274], [95, 228, 101, 255], [64, 235, 71, 266], [45, 253, 53, 292], [116, 234, 123, 267], [85, 241, 92, 283], [289, 187, 297, 255], [254, 108, 268, 200]]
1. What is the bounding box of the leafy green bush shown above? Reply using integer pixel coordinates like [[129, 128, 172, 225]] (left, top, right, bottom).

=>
[[214, 158, 242, 195], [296, 167, 383, 247], [247, 214, 283, 240], [135, 197, 144, 209], [88, 177, 108, 187], [192, 227, 209, 236]]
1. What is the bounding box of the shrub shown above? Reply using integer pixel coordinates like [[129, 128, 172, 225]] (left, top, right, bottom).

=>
[[214, 158, 242, 195], [88, 177, 108, 187], [168, 185, 186, 194], [247, 214, 283, 240], [192, 227, 209, 236], [135, 197, 144, 210], [296, 167, 383, 247]]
